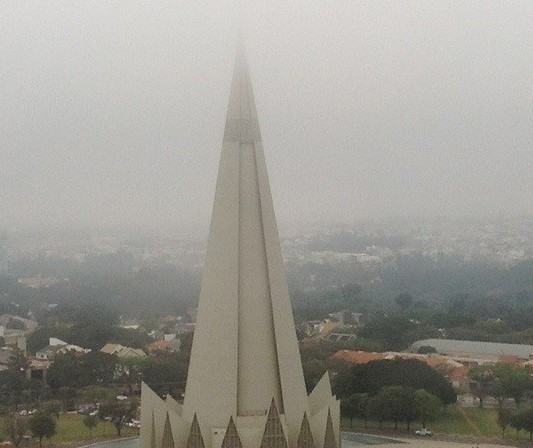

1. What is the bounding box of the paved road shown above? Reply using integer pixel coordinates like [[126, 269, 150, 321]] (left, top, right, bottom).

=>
[[85, 437, 139, 448], [86, 433, 405, 448], [87, 432, 517, 448]]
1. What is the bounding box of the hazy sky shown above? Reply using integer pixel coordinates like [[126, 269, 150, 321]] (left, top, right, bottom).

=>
[[1, 1, 532, 235]]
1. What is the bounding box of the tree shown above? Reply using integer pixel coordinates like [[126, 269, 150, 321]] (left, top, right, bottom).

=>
[[497, 409, 512, 439], [110, 327, 151, 349], [511, 409, 533, 441], [27, 328, 55, 356], [29, 413, 56, 448], [414, 389, 441, 428], [366, 386, 416, 430], [99, 400, 137, 436], [6, 318, 26, 331], [116, 357, 145, 395], [47, 351, 117, 390], [0, 349, 29, 406], [43, 403, 61, 419], [303, 360, 327, 393], [83, 414, 99, 438], [381, 386, 417, 430], [4, 415, 27, 448], [358, 316, 417, 351], [46, 352, 80, 390], [80, 385, 116, 404], [141, 352, 189, 398], [395, 293, 413, 311], [56, 387, 78, 412], [417, 345, 436, 355], [341, 394, 368, 428], [492, 363, 531, 408], [507, 370, 528, 408], [341, 395, 359, 427], [469, 366, 493, 408], [333, 359, 456, 405], [349, 393, 369, 428], [490, 377, 507, 409], [341, 283, 362, 308], [367, 395, 386, 429]]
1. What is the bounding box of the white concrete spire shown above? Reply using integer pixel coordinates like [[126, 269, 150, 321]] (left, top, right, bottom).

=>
[[140, 41, 340, 448], [184, 39, 308, 428]]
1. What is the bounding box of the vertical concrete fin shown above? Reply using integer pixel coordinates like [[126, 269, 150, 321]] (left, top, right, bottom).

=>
[[260, 399, 288, 448], [322, 410, 336, 448], [254, 138, 310, 443], [151, 412, 157, 448], [297, 414, 315, 448], [161, 413, 175, 448], [186, 414, 205, 448], [308, 373, 332, 416], [222, 417, 243, 448]]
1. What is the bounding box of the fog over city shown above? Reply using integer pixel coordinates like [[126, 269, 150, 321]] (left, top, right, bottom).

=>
[[1, 1, 532, 236]]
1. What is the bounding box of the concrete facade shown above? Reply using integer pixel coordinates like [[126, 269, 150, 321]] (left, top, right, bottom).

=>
[[140, 43, 339, 448]]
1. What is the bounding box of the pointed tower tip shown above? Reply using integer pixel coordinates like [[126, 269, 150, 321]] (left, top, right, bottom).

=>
[[223, 38, 261, 144]]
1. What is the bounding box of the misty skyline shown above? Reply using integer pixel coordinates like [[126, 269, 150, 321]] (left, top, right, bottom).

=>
[[1, 1, 532, 235]]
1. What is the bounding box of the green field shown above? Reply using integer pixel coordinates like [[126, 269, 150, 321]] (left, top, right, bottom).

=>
[[0, 413, 138, 445], [342, 405, 533, 442], [1, 406, 531, 445]]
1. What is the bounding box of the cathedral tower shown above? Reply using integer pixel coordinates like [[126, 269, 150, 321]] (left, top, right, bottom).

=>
[[140, 43, 340, 448]]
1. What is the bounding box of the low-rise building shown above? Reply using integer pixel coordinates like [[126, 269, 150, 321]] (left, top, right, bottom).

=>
[[0, 314, 38, 333], [36, 338, 90, 360], [146, 337, 181, 354], [0, 347, 13, 372], [101, 343, 146, 359], [410, 339, 533, 362]]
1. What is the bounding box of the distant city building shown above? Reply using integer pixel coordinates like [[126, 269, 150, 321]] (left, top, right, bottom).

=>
[[0, 315, 38, 334], [410, 338, 533, 361], [140, 43, 339, 448], [323, 333, 358, 344], [27, 357, 51, 381], [36, 337, 90, 360], [101, 343, 146, 359], [120, 318, 141, 330], [17, 275, 64, 289], [147, 337, 181, 355], [0, 347, 13, 372]]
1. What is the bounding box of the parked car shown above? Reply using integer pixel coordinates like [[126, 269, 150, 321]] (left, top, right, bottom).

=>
[[127, 420, 140, 429], [78, 406, 98, 415], [415, 428, 432, 436]]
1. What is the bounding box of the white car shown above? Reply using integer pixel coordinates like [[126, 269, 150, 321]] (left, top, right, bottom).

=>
[[415, 429, 432, 436]]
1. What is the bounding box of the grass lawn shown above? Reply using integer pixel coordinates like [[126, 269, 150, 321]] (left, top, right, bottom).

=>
[[342, 405, 533, 442], [341, 406, 481, 435], [52, 413, 138, 443], [463, 407, 500, 437], [0, 413, 138, 446], [428, 407, 477, 435]]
